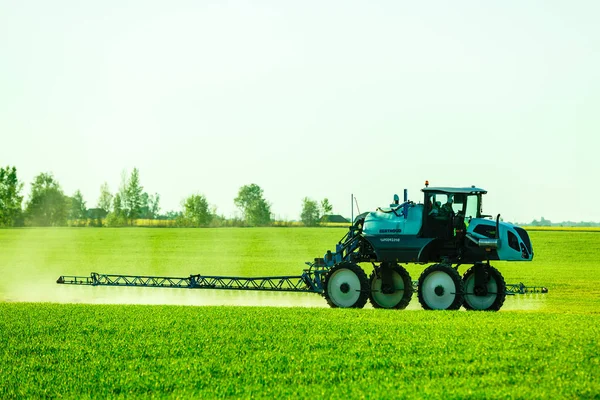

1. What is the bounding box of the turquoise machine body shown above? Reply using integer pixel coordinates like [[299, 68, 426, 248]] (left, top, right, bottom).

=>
[[351, 187, 533, 265]]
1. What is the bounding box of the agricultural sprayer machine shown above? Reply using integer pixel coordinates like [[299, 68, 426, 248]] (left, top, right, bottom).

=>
[[57, 183, 547, 311]]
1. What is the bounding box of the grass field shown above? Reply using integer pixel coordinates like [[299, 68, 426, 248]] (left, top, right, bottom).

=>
[[1, 228, 599, 398]]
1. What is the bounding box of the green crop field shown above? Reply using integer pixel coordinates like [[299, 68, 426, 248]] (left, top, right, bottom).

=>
[[1, 228, 599, 398]]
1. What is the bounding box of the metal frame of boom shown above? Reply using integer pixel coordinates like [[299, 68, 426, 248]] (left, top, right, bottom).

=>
[[57, 267, 329, 294], [407, 280, 547, 295]]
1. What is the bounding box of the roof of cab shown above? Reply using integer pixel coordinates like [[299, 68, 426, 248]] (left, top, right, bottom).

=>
[[421, 186, 487, 195]]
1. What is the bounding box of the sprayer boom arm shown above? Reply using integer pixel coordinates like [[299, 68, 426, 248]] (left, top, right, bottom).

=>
[[58, 271, 546, 297], [406, 280, 547, 295], [57, 272, 321, 293]]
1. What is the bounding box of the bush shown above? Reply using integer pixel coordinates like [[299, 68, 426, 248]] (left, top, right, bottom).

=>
[[105, 212, 128, 227]]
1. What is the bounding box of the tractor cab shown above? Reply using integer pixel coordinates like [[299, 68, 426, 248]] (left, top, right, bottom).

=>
[[421, 186, 486, 239]]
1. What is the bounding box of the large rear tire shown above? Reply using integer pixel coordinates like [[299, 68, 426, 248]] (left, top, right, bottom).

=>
[[463, 265, 506, 311], [369, 263, 413, 309], [418, 264, 464, 310], [324, 263, 369, 308]]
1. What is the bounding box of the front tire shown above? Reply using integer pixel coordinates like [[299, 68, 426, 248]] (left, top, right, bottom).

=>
[[463, 265, 506, 311], [369, 263, 413, 309], [418, 264, 464, 310], [324, 263, 369, 308]]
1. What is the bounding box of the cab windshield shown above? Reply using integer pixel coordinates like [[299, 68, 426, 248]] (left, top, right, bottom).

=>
[[426, 193, 480, 221]]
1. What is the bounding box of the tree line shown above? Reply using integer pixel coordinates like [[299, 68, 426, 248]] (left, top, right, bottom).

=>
[[524, 217, 600, 228], [0, 166, 339, 228]]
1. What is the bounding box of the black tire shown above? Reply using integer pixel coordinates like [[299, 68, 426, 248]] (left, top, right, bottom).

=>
[[463, 265, 506, 311], [417, 264, 464, 310], [323, 263, 369, 308], [369, 263, 413, 309]]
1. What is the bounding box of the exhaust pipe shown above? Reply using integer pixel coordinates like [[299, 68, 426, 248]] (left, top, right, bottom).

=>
[[465, 214, 501, 249], [496, 214, 500, 239], [477, 238, 499, 249], [475, 214, 502, 249]]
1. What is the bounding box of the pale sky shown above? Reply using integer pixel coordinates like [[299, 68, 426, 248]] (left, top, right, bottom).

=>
[[1, 1, 598, 223]]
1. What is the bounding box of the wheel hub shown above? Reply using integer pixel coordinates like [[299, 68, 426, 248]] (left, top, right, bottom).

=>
[[340, 283, 350, 293], [381, 284, 395, 295], [474, 285, 488, 296], [434, 285, 445, 296]]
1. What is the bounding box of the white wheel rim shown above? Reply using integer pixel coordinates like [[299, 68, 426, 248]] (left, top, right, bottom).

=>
[[464, 274, 498, 310], [371, 271, 405, 308], [328, 268, 361, 307], [421, 270, 457, 310]]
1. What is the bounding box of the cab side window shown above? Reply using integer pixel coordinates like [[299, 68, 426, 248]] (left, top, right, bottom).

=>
[[474, 225, 496, 238], [508, 231, 520, 251]]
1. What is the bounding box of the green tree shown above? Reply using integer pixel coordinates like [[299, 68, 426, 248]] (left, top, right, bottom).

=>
[[125, 168, 144, 221], [301, 197, 321, 226], [150, 193, 161, 219], [540, 217, 552, 227], [180, 194, 212, 227], [321, 198, 333, 214], [97, 182, 113, 214], [139, 192, 161, 219], [117, 170, 129, 215], [234, 184, 272, 226], [113, 193, 123, 217], [140, 192, 151, 219], [105, 192, 127, 227], [320, 198, 333, 222], [165, 210, 182, 220], [25, 173, 69, 226], [0, 166, 24, 226], [68, 190, 87, 223]]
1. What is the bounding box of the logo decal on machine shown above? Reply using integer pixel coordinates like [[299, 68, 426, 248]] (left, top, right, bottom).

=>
[[379, 229, 402, 233]]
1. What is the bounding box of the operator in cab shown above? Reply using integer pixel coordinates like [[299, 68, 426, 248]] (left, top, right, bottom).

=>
[[437, 195, 454, 220]]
